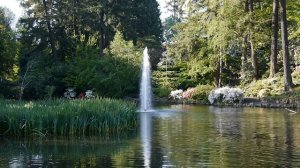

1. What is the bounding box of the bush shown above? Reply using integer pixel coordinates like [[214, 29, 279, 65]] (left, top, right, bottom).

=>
[[153, 87, 171, 98], [192, 85, 215, 102], [208, 87, 243, 104], [243, 77, 284, 97], [169, 89, 183, 100], [182, 88, 196, 99], [258, 88, 271, 98], [65, 32, 141, 99], [292, 69, 300, 85]]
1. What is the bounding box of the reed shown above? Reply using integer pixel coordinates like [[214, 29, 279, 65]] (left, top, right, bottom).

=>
[[0, 98, 138, 137]]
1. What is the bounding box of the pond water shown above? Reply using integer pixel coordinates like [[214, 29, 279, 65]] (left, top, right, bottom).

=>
[[1, 105, 300, 167]]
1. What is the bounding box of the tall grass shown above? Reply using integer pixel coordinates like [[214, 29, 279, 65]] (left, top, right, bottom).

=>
[[0, 98, 138, 137]]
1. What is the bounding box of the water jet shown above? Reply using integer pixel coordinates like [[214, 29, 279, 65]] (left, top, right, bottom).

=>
[[140, 47, 152, 111]]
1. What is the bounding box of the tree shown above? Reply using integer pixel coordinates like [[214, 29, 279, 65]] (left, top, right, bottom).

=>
[[0, 7, 17, 80], [42, 0, 57, 58], [279, 0, 293, 91], [118, 0, 163, 45], [166, 0, 185, 22], [270, 0, 279, 77]]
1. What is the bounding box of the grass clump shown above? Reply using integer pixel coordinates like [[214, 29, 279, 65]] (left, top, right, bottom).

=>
[[0, 98, 138, 138]]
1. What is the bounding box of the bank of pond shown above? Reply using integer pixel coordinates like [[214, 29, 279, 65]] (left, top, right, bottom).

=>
[[0, 98, 138, 138]]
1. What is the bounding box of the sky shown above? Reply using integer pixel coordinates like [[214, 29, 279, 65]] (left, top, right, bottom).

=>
[[0, 0, 23, 28], [0, 0, 170, 29]]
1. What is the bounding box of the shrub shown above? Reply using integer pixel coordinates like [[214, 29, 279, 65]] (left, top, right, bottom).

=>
[[182, 88, 196, 99], [85, 90, 95, 99], [169, 89, 183, 100], [153, 87, 171, 98], [64, 88, 77, 99], [192, 85, 215, 102], [258, 89, 271, 98], [292, 70, 300, 85], [243, 77, 284, 97], [65, 33, 141, 98], [208, 87, 243, 104]]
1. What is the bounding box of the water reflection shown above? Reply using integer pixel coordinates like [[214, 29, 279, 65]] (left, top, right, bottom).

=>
[[284, 112, 294, 167], [209, 106, 242, 138], [140, 112, 152, 168], [1, 106, 300, 167]]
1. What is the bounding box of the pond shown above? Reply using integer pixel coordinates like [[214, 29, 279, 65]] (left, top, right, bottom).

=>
[[1, 105, 300, 167]]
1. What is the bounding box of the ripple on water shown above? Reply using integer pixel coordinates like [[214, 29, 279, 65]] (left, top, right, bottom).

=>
[[2, 105, 300, 167]]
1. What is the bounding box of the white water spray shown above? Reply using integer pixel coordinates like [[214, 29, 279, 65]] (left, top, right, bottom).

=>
[[140, 47, 152, 111]]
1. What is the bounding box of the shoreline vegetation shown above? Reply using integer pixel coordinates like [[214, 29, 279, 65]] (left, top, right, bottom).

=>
[[152, 75, 300, 109], [153, 86, 300, 109], [153, 97, 300, 109], [0, 98, 138, 138]]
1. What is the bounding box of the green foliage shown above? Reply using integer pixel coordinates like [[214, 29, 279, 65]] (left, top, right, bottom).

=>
[[243, 75, 285, 98], [21, 54, 68, 99], [64, 41, 100, 92], [0, 7, 18, 81], [153, 87, 172, 98], [65, 31, 141, 98], [292, 69, 300, 85], [0, 80, 18, 99], [45, 85, 56, 99], [0, 98, 138, 137], [97, 55, 140, 98], [192, 85, 215, 102], [165, 0, 300, 90]]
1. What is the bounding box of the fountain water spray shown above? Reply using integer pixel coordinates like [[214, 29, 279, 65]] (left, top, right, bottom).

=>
[[140, 47, 152, 111]]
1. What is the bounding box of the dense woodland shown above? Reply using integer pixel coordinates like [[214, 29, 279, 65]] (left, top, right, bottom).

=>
[[0, 0, 300, 100]]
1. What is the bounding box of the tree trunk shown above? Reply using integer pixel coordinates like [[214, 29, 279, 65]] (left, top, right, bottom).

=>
[[270, 0, 279, 78], [218, 48, 222, 87], [241, 36, 247, 80], [72, 0, 78, 35], [42, 0, 57, 58], [245, 0, 249, 12], [280, 0, 293, 91], [99, 11, 104, 58], [214, 54, 220, 87], [249, 0, 258, 80], [248, 0, 254, 11], [250, 37, 258, 79]]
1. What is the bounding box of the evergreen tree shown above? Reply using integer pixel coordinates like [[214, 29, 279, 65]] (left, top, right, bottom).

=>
[[280, 0, 293, 91], [270, 0, 279, 78]]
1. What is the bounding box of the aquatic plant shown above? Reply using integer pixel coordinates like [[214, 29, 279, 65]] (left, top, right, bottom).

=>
[[0, 98, 138, 138]]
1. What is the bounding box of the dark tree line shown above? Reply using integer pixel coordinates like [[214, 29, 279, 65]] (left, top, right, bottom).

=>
[[0, 0, 163, 99]]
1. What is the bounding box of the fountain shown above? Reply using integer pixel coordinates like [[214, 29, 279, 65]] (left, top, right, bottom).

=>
[[140, 47, 152, 111], [139, 47, 153, 167], [139, 48, 181, 167]]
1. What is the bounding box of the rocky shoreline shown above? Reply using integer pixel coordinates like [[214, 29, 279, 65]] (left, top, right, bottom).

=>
[[241, 98, 300, 108], [128, 96, 300, 109], [152, 97, 300, 109]]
